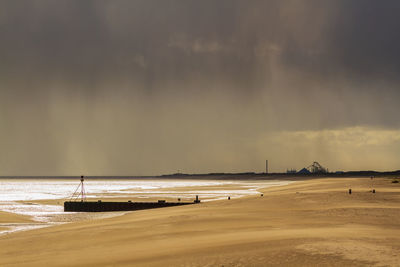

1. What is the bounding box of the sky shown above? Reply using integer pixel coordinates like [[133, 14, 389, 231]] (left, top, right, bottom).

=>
[[0, 0, 399, 175]]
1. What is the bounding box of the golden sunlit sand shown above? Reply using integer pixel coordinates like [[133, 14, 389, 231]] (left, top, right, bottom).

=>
[[0, 211, 34, 224], [0, 177, 399, 266]]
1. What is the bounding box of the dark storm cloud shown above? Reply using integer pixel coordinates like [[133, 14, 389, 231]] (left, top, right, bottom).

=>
[[2, 1, 400, 88], [0, 1, 399, 174], [329, 1, 400, 77]]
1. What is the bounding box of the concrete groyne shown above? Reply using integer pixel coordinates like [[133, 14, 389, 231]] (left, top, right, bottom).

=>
[[64, 200, 197, 212]]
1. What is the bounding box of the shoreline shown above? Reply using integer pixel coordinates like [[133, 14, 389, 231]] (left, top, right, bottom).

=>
[[0, 179, 289, 235]]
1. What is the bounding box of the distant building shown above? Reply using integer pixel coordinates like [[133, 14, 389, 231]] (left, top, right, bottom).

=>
[[298, 168, 311, 174], [286, 169, 297, 174]]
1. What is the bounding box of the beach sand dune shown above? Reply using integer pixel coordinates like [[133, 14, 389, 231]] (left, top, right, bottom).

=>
[[0, 177, 399, 266], [0, 211, 34, 224]]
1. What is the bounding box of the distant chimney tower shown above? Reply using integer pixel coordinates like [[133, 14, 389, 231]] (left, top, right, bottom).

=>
[[266, 160, 269, 174]]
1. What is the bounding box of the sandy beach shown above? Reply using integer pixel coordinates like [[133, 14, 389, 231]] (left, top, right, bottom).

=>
[[0, 177, 399, 266]]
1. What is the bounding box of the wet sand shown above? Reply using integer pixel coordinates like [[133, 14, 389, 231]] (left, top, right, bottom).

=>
[[0, 177, 399, 266]]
